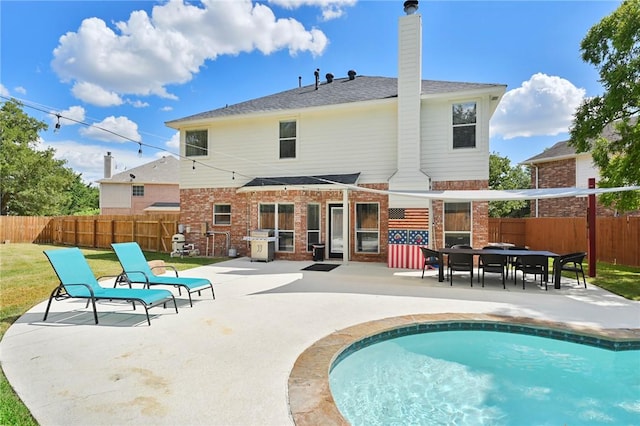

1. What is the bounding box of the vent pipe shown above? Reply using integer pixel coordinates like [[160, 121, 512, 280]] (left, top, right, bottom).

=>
[[348, 70, 357, 80], [104, 152, 113, 179], [404, 0, 419, 15], [314, 68, 320, 90], [298, 76, 302, 88], [326, 73, 334, 83]]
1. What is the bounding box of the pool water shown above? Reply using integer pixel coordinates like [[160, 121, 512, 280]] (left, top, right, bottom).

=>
[[329, 330, 640, 425]]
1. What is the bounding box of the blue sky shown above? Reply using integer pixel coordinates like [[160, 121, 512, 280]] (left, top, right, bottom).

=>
[[0, 0, 622, 184]]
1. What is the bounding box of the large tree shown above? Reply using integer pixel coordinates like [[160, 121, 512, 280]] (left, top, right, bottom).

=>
[[488, 153, 531, 218], [569, 0, 640, 211], [0, 99, 98, 215]]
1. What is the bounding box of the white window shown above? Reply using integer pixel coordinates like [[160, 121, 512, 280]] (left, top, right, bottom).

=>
[[307, 203, 320, 251], [444, 202, 471, 247], [132, 185, 144, 197], [213, 204, 231, 225], [259, 203, 294, 252], [452, 102, 476, 149], [356, 203, 379, 253], [279, 120, 296, 159], [186, 130, 208, 157]]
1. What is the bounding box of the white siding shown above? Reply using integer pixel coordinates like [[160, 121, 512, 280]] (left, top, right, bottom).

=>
[[100, 183, 131, 208], [421, 97, 490, 182], [576, 153, 599, 188], [179, 102, 398, 189]]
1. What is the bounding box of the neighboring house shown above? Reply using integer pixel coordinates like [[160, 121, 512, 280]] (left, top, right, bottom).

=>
[[165, 3, 506, 265], [522, 116, 639, 217], [97, 153, 180, 215]]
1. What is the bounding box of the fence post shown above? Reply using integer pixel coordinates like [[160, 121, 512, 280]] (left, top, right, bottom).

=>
[[588, 178, 597, 277]]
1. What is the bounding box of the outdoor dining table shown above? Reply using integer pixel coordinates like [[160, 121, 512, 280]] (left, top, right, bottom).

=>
[[436, 248, 561, 288]]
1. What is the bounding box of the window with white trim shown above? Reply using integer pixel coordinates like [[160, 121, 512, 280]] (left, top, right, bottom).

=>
[[444, 202, 471, 247], [452, 102, 476, 149], [259, 203, 294, 252], [185, 130, 208, 157], [279, 120, 296, 159], [213, 204, 231, 225], [356, 203, 379, 253], [132, 185, 144, 197]]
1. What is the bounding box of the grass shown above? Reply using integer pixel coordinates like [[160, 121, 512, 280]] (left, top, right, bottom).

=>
[[0, 244, 638, 425], [0, 243, 224, 426]]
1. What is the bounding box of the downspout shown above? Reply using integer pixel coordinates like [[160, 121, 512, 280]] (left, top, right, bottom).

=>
[[534, 165, 539, 218], [343, 188, 349, 264]]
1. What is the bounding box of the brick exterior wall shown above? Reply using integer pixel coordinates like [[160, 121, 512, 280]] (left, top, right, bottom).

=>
[[431, 179, 489, 249], [180, 184, 391, 262], [530, 159, 619, 217]]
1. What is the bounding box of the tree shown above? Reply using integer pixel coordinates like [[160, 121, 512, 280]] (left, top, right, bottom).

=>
[[488, 153, 531, 218], [0, 99, 99, 215], [569, 0, 640, 211]]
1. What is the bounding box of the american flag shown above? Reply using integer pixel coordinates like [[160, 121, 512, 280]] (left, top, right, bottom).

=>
[[388, 244, 425, 269]]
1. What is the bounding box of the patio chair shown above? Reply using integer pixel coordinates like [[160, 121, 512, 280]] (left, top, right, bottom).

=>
[[419, 247, 440, 279], [478, 252, 507, 289], [514, 254, 548, 290], [507, 246, 528, 279], [447, 252, 474, 287], [555, 252, 587, 288], [111, 242, 215, 307], [43, 247, 178, 326]]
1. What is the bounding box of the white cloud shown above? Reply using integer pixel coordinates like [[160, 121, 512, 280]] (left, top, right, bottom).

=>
[[14, 86, 27, 95], [490, 73, 586, 139], [71, 81, 124, 107], [79, 116, 141, 143], [54, 105, 86, 127], [52, 0, 329, 104], [269, 0, 356, 20], [0, 84, 10, 97], [160, 105, 173, 112], [127, 99, 150, 108], [166, 132, 180, 150]]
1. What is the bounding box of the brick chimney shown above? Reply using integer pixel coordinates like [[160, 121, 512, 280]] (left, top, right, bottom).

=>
[[389, 0, 430, 208]]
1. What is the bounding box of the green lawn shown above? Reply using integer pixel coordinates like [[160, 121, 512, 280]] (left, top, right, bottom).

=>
[[0, 243, 638, 425], [0, 243, 224, 426]]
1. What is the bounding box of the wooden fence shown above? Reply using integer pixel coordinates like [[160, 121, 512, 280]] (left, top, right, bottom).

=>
[[489, 216, 640, 267], [0, 214, 180, 253]]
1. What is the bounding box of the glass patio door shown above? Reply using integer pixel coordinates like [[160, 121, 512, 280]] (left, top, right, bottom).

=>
[[329, 205, 343, 258]]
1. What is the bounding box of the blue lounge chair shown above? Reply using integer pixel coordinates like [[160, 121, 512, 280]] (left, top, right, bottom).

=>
[[43, 247, 178, 326], [111, 242, 215, 307]]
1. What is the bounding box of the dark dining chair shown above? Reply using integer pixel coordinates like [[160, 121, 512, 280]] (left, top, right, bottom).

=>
[[507, 246, 528, 279], [420, 247, 440, 279], [478, 252, 507, 289], [514, 255, 548, 290], [555, 252, 587, 288], [447, 246, 474, 286]]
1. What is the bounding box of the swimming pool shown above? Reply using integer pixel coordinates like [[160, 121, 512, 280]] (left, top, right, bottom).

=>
[[287, 314, 640, 426], [330, 328, 640, 425]]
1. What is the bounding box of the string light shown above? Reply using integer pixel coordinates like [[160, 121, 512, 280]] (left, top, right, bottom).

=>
[[232, 171, 235, 180], [137, 143, 142, 157], [54, 114, 61, 133], [192, 160, 196, 172]]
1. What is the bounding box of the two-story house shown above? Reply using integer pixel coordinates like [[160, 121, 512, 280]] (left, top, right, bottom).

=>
[[165, 1, 506, 265], [97, 153, 180, 215]]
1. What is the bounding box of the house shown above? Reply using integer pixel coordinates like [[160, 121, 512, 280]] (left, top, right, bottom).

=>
[[97, 153, 180, 215], [522, 117, 638, 217], [165, 1, 506, 265]]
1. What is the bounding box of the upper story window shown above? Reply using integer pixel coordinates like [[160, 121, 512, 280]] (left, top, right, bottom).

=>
[[452, 102, 476, 149], [213, 204, 231, 225], [279, 120, 296, 159], [185, 130, 208, 157]]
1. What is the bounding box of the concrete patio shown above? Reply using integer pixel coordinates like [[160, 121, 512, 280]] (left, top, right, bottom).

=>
[[1, 257, 638, 425]]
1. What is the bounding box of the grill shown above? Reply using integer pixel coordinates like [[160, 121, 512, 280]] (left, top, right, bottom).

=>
[[244, 229, 276, 262]]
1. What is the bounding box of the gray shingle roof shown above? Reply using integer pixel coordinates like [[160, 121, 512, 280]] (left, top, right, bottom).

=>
[[243, 173, 360, 187], [166, 76, 505, 125], [522, 140, 576, 164], [97, 155, 179, 184]]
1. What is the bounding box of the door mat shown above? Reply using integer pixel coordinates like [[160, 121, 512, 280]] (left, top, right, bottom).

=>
[[302, 263, 340, 272]]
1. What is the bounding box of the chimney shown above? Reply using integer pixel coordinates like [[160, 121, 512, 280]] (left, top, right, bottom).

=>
[[388, 0, 430, 207], [104, 152, 113, 179]]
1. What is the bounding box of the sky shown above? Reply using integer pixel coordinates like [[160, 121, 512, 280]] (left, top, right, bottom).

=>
[[0, 0, 622, 185]]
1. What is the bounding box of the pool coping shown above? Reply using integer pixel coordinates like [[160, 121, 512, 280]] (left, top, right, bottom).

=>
[[287, 313, 640, 425]]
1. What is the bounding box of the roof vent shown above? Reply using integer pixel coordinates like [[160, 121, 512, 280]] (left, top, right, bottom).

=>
[[326, 73, 334, 83], [314, 68, 320, 90], [348, 70, 357, 80]]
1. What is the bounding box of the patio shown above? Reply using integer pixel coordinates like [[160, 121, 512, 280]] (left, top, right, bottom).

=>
[[1, 257, 638, 425]]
